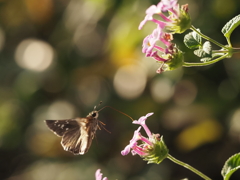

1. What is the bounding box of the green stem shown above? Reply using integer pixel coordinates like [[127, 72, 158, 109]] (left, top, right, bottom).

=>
[[183, 53, 229, 67], [212, 50, 229, 54], [232, 48, 240, 53], [190, 25, 228, 49], [226, 37, 232, 47], [167, 154, 212, 180]]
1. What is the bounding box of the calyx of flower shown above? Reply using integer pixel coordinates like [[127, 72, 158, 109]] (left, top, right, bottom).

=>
[[165, 4, 191, 34], [142, 135, 169, 164]]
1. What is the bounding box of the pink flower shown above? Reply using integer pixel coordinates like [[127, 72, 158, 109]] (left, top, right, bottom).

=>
[[139, 0, 178, 30], [142, 25, 164, 54], [121, 126, 142, 156], [95, 169, 108, 180], [147, 51, 168, 62], [140, 19, 184, 73], [160, 0, 178, 11], [121, 113, 155, 157], [139, 14, 165, 30], [142, 25, 174, 63], [133, 113, 153, 138], [121, 113, 169, 164]]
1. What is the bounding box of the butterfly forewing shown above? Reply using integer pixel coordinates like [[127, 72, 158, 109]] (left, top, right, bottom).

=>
[[45, 111, 99, 155], [45, 119, 79, 136]]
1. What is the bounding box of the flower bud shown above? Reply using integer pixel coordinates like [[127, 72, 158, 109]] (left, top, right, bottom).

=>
[[157, 44, 184, 73]]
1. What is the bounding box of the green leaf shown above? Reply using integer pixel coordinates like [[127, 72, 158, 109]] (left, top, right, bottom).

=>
[[194, 49, 204, 57], [221, 153, 240, 180], [192, 30, 202, 45], [222, 14, 240, 38], [193, 41, 212, 62], [202, 41, 212, 55], [184, 30, 202, 49]]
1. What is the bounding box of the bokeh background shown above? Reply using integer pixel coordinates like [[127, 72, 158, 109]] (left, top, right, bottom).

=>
[[0, 0, 240, 179]]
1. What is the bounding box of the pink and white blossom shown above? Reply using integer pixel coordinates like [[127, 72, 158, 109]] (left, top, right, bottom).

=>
[[121, 113, 169, 164], [121, 113, 155, 157], [132, 113, 153, 138], [139, 0, 190, 73]]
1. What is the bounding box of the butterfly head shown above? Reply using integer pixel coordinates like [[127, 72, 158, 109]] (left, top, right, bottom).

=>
[[87, 110, 99, 119]]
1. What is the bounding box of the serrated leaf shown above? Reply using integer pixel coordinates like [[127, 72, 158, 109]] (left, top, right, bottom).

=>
[[184, 30, 202, 49], [193, 42, 212, 60], [202, 41, 212, 55], [221, 153, 240, 180], [192, 30, 201, 44], [194, 49, 205, 57], [222, 14, 240, 38]]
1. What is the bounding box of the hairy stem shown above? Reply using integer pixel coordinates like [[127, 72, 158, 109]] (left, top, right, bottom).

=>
[[183, 54, 229, 67], [190, 25, 228, 49], [167, 154, 212, 180]]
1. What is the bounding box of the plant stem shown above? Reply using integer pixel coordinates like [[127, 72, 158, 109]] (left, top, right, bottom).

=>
[[190, 25, 228, 49], [226, 37, 232, 47], [212, 50, 229, 53], [232, 48, 240, 53], [183, 53, 229, 67], [167, 154, 212, 180]]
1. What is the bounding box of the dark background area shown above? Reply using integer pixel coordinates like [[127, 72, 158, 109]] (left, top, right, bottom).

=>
[[0, 0, 240, 179]]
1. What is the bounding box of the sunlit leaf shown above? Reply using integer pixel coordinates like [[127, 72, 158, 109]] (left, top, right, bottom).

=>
[[221, 14, 240, 38], [202, 41, 212, 55], [221, 153, 240, 180], [193, 41, 212, 61], [184, 30, 202, 49]]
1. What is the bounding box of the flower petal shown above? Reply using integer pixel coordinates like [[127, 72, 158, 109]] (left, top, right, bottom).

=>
[[146, 5, 159, 15], [121, 144, 131, 156], [121, 127, 142, 156], [161, 0, 178, 11], [145, 112, 154, 118], [95, 169, 103, 180], [133, 113, 154, 125]]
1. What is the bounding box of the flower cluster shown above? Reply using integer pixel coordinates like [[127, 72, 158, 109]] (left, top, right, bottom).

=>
[[121, 113, 169, 164], [139, 0, 191, 73]]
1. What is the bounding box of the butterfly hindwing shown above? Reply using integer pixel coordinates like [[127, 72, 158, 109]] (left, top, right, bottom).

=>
[[61, 126, 82, 154]]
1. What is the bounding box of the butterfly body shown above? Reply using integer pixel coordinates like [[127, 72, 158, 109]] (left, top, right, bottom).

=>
[[45, 110, 99, 155]]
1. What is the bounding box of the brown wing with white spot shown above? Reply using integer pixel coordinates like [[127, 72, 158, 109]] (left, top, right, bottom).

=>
[[45, 119, 79, 136], [45, 117, 99, 155]]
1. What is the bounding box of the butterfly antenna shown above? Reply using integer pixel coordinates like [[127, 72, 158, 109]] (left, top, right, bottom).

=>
[[98, 106, 134, 121], [94, 101, 103, 110]]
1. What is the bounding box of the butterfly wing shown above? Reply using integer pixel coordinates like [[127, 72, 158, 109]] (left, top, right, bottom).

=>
[[64, 117, 98, 155], [45, 117, 98, 155], [45, 119, 79, 136], [60, 126, 82, 154]]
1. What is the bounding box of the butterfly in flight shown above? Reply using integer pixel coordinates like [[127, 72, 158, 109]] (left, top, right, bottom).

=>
[[45, 104, 102, 155]]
